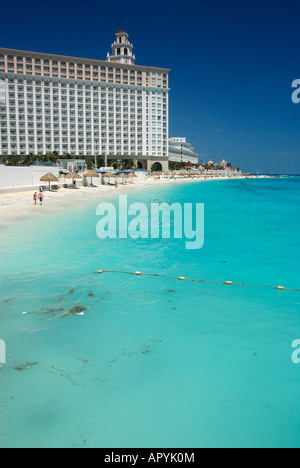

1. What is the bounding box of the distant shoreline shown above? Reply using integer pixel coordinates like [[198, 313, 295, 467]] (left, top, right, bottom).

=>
[[0, 174, 276, 227]]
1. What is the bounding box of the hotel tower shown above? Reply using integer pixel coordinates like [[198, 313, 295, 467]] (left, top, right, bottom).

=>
[[0, 30, 170, 170]]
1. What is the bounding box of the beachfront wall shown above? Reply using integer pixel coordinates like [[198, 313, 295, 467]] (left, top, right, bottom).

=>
[[0, 165, 60, 189]]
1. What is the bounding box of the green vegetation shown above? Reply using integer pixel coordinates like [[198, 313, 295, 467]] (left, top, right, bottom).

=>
[[168, 162, 188, 170], [3, 151, 60, 166], [3, 153, 138, 171]]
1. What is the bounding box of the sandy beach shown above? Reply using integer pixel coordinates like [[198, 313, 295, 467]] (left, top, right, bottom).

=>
[[0, 174, 268, 226]]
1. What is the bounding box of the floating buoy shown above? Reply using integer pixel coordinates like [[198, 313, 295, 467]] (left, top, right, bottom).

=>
[[178, 277, 186, 281], [225, 281, 233, 285], [276, 286, 285, 290], [97, 270, 103, 274], [135, 271, 142, 276]]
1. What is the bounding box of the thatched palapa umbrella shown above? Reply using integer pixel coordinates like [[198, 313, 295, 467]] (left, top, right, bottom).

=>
[[84, 170, 99, 186], [128, 172, 137, 183], [65, 172, 82, 186], [40, 173, 59, 190], [103, 172, 116, 184], [116, 173, 129, 184]]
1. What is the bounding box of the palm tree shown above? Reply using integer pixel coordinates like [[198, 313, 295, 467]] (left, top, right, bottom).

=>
[[6, 154, 20, 166], [44, 151, 59, 165], [29, 153, 39, 165], [124, 159, 134, 170], [23, 154, 32, 166]]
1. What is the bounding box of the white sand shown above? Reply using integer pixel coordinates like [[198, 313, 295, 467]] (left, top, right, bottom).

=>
[[0, 175, 268, 226]]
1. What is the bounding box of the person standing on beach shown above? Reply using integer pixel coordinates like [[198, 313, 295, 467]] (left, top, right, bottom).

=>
[[33, 192, 38, 205], [115, 181, 118, 189], [38, 190, 44, 206]]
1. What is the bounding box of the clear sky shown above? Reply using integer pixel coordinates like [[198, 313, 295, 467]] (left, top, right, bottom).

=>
[[1, 0, 299, 173]]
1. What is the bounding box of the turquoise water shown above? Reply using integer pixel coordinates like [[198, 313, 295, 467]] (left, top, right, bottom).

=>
[[0, 177, 299, 448]]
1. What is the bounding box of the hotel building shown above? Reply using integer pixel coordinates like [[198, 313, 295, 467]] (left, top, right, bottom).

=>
[[0, 30, 170, 171], [168, 137, 199, 165]]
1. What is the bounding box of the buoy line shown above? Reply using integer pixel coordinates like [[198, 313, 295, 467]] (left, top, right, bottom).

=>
[[94, 270, 300, 292]]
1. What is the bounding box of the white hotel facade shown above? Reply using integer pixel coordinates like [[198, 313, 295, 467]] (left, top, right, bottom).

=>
[[168, 137, 199, 165], [0, 30, 170, 171]]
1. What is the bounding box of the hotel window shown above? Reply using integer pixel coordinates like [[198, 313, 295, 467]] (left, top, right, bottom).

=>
[[61, 62, 67, 78], [69, 63, 75, 77], [77, 64, 83, 78], [85, 65, 91, 79], [7, 57, 14, 71], [52, 61, 58, 77], [35, 60, 41, 75], [100, 67, 106, 81], [16, 58, 24, 74], [93, 66, 99, 80], [0, 55, 4, 72]]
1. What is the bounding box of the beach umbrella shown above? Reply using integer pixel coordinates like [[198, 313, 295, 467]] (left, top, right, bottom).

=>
[[83, 170, 99, 186], [128, 172, 137, 183], [40, 172, 59, 190], [65, 172, 82, 185], [116, 173, 129, 184], [65, 172, 82, 179], [103, 172, 116, 184]]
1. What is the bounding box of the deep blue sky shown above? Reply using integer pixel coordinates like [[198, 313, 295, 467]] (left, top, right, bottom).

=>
[[1, 0, 300, 173]]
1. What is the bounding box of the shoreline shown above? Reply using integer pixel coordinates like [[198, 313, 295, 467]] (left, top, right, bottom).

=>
[[0, 174, 272, 226]]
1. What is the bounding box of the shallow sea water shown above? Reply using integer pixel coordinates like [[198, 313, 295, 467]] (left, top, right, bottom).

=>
[[0, 177, 299, 448]]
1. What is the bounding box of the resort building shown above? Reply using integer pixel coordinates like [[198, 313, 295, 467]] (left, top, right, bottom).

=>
[[168, 137, 199, 165], [0, 30, 170, 171]]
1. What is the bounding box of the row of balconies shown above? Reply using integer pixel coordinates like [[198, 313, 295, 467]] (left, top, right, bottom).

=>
[[7, 98, 143, 107], [1, 133, 162, 144], [2, 64, 163, 79], [1, 143, 146, 152], [3, 77, 167, 91], [10, 89, 146, 99]]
